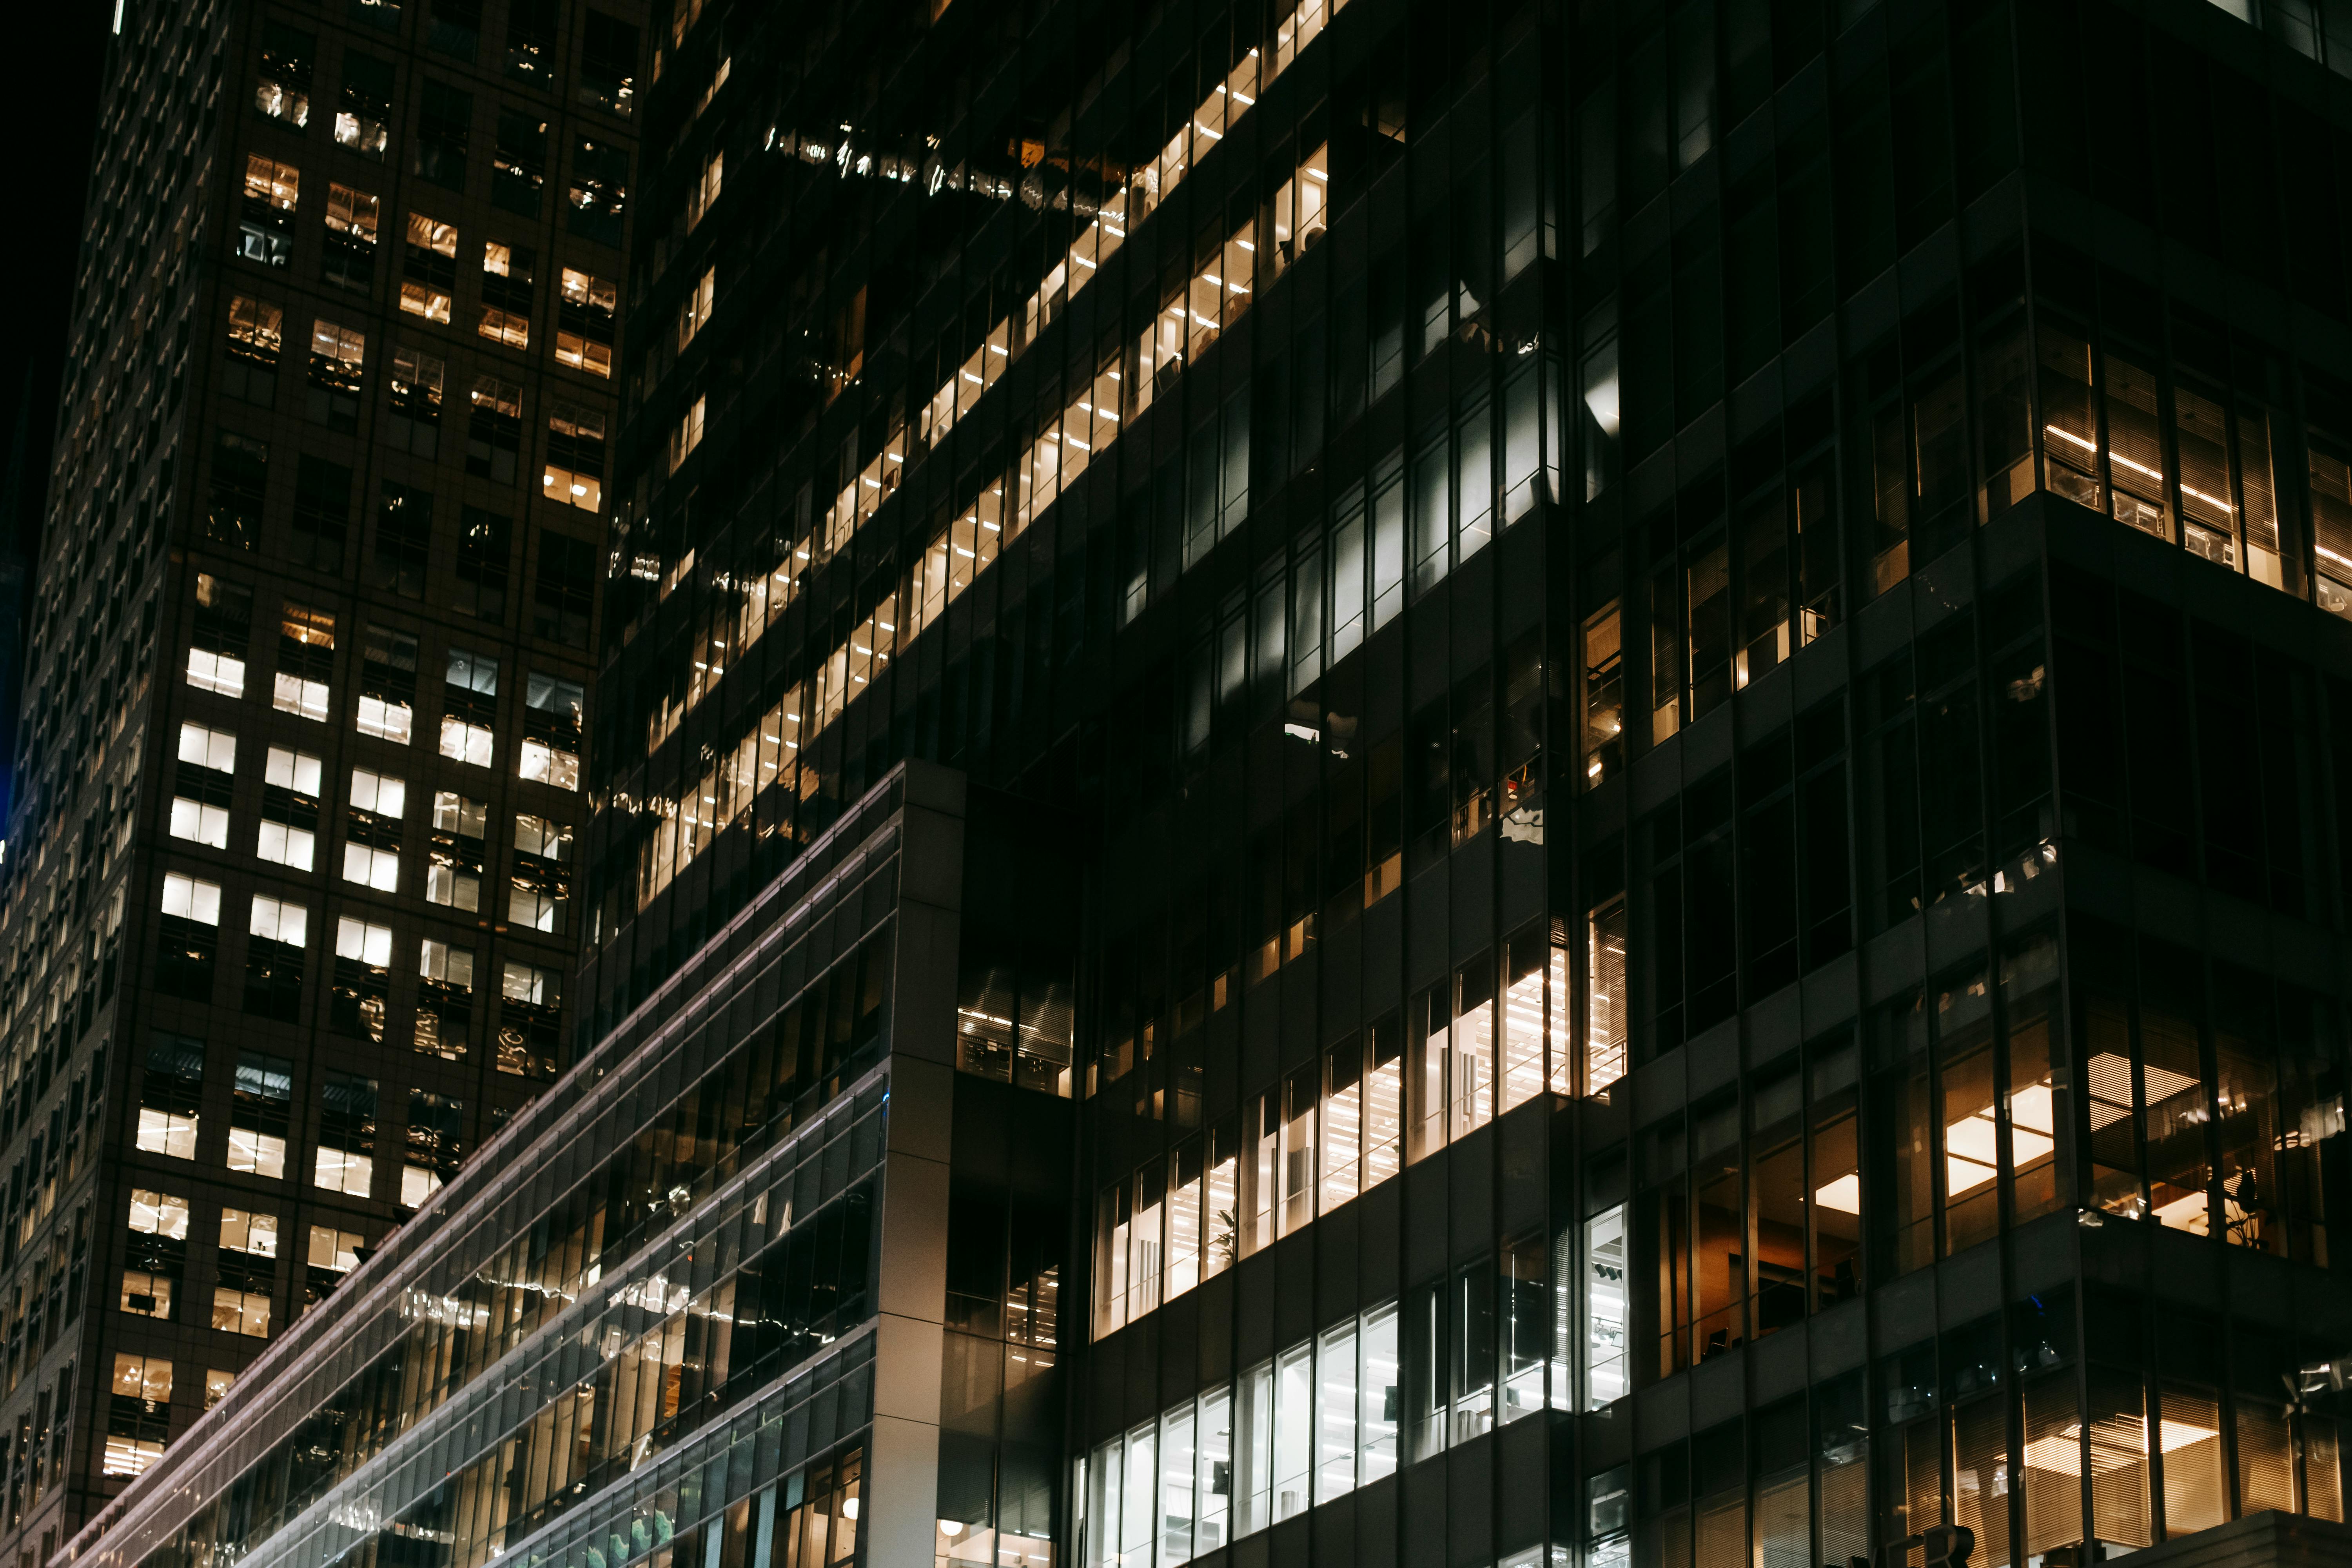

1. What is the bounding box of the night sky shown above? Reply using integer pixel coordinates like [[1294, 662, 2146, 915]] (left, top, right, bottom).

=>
[[3, 3, 107, 573]]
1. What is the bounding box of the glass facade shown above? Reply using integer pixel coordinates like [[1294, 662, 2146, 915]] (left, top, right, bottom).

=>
[[66, 1, 2352, 1568]]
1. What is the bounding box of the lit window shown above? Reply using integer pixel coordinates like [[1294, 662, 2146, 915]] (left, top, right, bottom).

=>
[[172, 723, 238, 849], [336, 917, 394, 965], [249, 895, 308, 949], [223, 296, 284, 404], [509, 812, 570, 932], [254, 22, 312, 127], [440, 647, 499, 766], [439, 716, 495, 766], [343, 767, 407, 891], [687, 147, 722, 228], [309, 318, 367, 385], [336, 53, 393, 158], [204, 1369, 235, 1408], [212, 1287, 271, 1338], [308, 1225, 364, 1273], [427, 791, 488, 911], [513, 813, 571, 860], [119, 1270, 174, 1321], [417, 938, 476, 1060], [220, 1208, 279, 1257], [399, 1163, 444, 1208], [544, 402, 605, 509], [189, 572, 254, 694], [238, 153, 299, 267], [497, 960, 562, 1077], [333, 921, 395, 1042], [324, 183, 380, 291], [668, 394, 706, 472], [675, 267, 713, 352], [400, 212, 459, 321], [357, 624, 420, 742], [129, 1189, 190, 1238], [160, 873, 222, 925], [136, 1039, 203, 1161], [557, 267, 617, 377], [103, 1350, 172, 1477], [275, 602, 337, 720], [227, 1052, 292, 1179], [519, 673, 584, 789], [315, 1069, 379, 1196], [478, 241, 536, 348], [259, 746, 325, 871], [178, 722, 237, 774]]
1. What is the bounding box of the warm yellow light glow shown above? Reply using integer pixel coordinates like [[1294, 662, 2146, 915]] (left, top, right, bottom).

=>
[[1814, 1174, 1862, 1214]]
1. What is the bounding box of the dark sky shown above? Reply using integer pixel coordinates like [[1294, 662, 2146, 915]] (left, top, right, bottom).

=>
[[2, 3, 108, 576]]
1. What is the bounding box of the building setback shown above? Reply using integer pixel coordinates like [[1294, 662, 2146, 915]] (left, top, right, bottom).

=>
[[0, 0, 642, 1559], [57, 0, 2352, 1567]]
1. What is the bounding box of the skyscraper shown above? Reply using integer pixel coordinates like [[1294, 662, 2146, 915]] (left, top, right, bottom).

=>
[[0, 0, 642, 1558], [61, 2, 2352, 1568]]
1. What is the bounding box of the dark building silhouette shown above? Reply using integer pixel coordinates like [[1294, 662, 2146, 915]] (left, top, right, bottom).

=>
[[62, 2, 2352, 1568], [0, 0, 643, 1559]]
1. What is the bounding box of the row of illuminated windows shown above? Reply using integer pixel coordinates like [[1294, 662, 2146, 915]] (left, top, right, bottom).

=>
[[223, 298, 607, 518], [244, 39, 631, 241], [121, 1206, 361, 1343], [1081, 1253, 1566, 1568], [236, 150, 616, 377], [1081, 1301, 1403, 1567], [186, 572, 586, 789], [155, 871, 563, 1073], [132, 1038, 466, 1205], [641, 0, 1365, 777], [169, 717, 571, 927], [720, 0, 1343, 667], [636, 346, 1563, 931], [1092, 929, 1622, 1339]]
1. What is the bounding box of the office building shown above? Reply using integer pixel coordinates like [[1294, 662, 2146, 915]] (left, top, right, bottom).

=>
[[63, 1, 2352, 1568], [0, 0, 642, 1559]]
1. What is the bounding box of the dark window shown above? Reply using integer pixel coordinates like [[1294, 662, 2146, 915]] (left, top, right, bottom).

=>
[[505, 0, 557, 82], [492, 109, 548, 216], [414, 80, 472, 189], [455, 508, 512, 622], [532, 531, 594, 646], [290, 455, 352, 575], [427, 0, 481, 58], [579, 12, 639, 115], [244, 918, 304, 1022], [206, 432, 269, 552], [566, 136, 628, 245], [348, 0, 402, 33], [372, 482, 431, 599], [156, 887, 219, 1004]]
